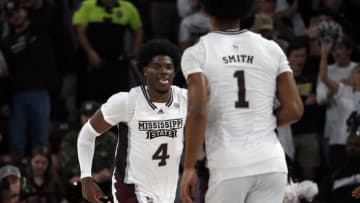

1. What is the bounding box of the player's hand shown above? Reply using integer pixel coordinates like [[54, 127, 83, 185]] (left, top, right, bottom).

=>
[[180, 168, 198, 203], [352, 186, 360, 199], [81, 177, 108, 203]]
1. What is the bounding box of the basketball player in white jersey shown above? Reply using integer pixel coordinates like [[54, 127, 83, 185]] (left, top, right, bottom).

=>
[[77, 39, 187, 203], [179, 0, 304, 203]]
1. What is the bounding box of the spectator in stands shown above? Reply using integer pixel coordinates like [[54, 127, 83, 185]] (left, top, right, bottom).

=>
[[0, 165, 22, 203], [24, 147, 67, 203], [59, 101, 116, 202], [1, 0, 58, 157], [177, 0, 193, 19], [287, 40, 322, 180], [316, 36, 358, 171], [0, 48, 9, 143], [149, 0, 179, 43], [256, 0, 290, 41], [318, 0, 360, 47], [274, 0, 307, 38], [178, 0, 211, 52], [251, 13, 289, 50], [176, 0, 211, 87], [73, 0, 143, 103], [303, 9, 334, 77], [317, 129, 360, 203], [21, 0, 75, 115]]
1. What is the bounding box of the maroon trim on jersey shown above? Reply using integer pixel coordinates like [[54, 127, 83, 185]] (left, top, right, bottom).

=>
[[141, 85, 157, 110], [141, 85, 174, 109], [114, 123, 139, 203], [213, 29, 248, 35], [165, 88, 173, 107]]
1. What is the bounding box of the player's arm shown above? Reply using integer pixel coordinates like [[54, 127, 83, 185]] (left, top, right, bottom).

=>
[[180, 41, 207, 203], [78, 110, 112, 179], [275, 71, 304, 127], [78, 92, 128, 181], [77, 110, 112, 202], [181, 72, 208, 203], [184, 72, 208, 169]]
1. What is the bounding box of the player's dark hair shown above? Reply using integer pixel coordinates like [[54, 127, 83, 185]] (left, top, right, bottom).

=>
[[201, 0, 254, 20], [136, 39, 180, 73]]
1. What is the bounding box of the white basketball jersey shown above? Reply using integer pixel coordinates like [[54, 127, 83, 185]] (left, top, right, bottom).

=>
[[182, 30, 290, 177], [101, 86, 187, 203]]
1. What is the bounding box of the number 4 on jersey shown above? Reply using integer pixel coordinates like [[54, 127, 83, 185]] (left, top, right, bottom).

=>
[[234, 70, 249, 108], [152, 143, 169, 166]]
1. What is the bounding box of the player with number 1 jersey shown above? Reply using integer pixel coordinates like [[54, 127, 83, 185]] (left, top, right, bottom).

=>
[[182, 30, 291, 176], [180, 1, 303, 203]]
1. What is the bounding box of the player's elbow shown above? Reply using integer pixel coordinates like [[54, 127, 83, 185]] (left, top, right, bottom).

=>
[[288, 101, 304, 122]]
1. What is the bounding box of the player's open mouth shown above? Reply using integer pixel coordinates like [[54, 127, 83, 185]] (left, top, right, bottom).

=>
[[159, 78, 169, 85]]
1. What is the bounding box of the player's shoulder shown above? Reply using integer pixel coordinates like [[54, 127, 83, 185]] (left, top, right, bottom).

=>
[[248, 31, 280, 48], [182, 38, 206, 63], [104, 90, 131, 106]]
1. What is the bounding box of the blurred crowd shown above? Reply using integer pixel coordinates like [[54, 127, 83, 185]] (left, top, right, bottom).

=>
[[0, 0, 359, 202]]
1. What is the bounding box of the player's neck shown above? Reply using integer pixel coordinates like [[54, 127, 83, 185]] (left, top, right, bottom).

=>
[[211, 18, 240, 32], [147, 87, 171, 103]]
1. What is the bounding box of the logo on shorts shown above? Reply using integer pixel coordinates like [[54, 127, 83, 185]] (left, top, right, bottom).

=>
[[138, 118, 183, 140]]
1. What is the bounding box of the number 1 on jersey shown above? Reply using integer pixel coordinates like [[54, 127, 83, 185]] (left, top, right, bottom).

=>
[[152, 143, 169, 166], [234, 70, 249, 108]]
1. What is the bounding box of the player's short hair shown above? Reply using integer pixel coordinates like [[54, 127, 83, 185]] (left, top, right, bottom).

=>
[[136, 39, 180, 73], [201, 0, 254, 20]]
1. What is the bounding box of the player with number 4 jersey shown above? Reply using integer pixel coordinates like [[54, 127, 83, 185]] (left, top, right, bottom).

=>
[[77, 39, 187, 203]]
